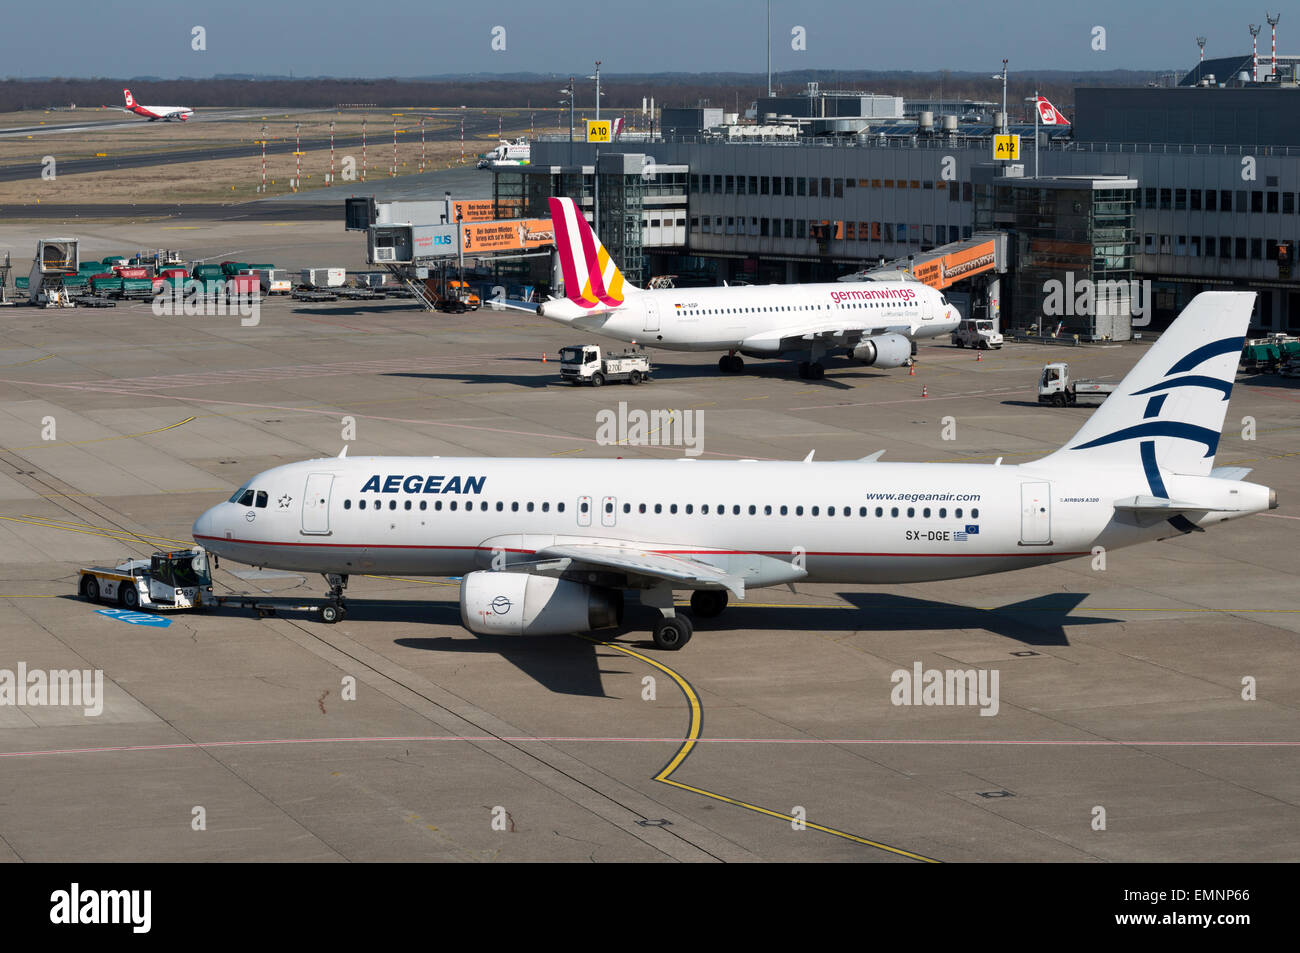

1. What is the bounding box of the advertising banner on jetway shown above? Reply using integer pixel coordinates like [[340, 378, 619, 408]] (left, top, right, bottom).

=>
[[461, 218, 554, 254], [910, 239, 998, 290], [453, 200, 497, 222]]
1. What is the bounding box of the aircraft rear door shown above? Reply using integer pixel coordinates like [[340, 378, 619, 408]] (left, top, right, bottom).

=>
[[1019, 481, 1052, 546], [644, 299, 660, 332]]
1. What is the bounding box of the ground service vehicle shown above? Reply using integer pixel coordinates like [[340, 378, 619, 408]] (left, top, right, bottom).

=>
[[560, 345, 653, 385], [952, 319, 1003, 349], [1038, 362, 1118, 406], [79, 549, 214, 611]]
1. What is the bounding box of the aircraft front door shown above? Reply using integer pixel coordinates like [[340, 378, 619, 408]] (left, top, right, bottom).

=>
[[302, 473, 334, 535]]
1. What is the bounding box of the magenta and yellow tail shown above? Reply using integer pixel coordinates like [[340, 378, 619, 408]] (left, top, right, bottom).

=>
[[547, 196, 632, 309]]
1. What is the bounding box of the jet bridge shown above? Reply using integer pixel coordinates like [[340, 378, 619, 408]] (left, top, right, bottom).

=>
[[842, 232, 1008, 326], [345, 196, 555, 311]]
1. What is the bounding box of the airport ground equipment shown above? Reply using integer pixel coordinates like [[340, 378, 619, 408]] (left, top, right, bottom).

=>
[[1241, 335, 1300, 373], [560, 344, 653, 385], [79, 549, 214, 611], [27, 238, 79, 308], [300, 268, 346, 288], [952, 318, 1003, 349], [1037, 362, 1117, 406]]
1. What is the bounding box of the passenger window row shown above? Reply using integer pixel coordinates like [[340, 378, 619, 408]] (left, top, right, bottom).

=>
[[343, 499, 566, 513], [338, 497, 979, 520]]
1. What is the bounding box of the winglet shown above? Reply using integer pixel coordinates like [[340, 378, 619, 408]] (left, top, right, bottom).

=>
[[803, 450, 815, 462], [859, 450, 886, 462], [338, 445, 349, 458]]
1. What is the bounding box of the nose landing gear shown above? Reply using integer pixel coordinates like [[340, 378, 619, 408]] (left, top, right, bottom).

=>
[[321, 572, 349, 623]]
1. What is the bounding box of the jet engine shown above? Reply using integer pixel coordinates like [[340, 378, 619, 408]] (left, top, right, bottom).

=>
[[460, 571, 623, 636], [852, 332, 912, 368]]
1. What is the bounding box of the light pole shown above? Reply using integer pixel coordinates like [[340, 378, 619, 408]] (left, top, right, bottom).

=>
[[589, 61, 601, 122], [328, 119, 335, 185], [992, 59, 1008, 134], [294, 122, 300, 192], [1196, 37, 1207, 85], [1023, 93, 1042, 177], [560, 78, 575, 165]]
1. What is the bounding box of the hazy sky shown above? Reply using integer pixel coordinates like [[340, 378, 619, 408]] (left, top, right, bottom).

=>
[[2, 1, 1272, 77]]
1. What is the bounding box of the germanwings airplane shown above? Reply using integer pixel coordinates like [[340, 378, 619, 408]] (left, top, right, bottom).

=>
[[192, 292, 1274, 650], [122, 88, 192, 122], [536, 196, 960, 379]]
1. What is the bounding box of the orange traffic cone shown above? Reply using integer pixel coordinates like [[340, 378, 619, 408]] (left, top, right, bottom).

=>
[[922, 385, 928, 398], [976, 350, 982, 361], [908, 362, 915, 376], [542, 353, 547, 363]]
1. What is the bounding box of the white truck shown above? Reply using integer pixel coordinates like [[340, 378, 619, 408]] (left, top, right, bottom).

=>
[[952, 318, 1003, 349], [78, 549, 214, 611], [560, 345, 653, 386], [1037, 362, 1118, 407]]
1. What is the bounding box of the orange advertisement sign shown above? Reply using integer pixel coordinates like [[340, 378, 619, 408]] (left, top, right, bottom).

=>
[[453, 200, 498, 222], [911, 239, 998, 290], [461, 218, 555, 254]]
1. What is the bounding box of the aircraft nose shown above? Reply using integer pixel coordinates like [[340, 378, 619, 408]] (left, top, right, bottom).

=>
[[192, 505, 220, 546]]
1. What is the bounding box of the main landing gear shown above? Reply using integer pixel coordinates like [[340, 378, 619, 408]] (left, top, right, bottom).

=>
[[643, 582, 692, 650], [797, 361, 825, 380], [320, 572, 348, 624], [718, 352, 745, 374]]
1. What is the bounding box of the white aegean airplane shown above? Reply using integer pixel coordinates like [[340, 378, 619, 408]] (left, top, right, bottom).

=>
[[192, 291, 1275, 650], [122, 88, 193, 122], [535, 197, 961, 379]]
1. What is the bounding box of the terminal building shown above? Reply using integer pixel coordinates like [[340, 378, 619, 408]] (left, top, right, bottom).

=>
[[493, 62, 1300, 336]]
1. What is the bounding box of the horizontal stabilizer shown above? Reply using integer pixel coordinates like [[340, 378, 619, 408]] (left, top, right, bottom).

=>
[[1210, 466, 1253, 481], [1114, 495, 1212, 514]]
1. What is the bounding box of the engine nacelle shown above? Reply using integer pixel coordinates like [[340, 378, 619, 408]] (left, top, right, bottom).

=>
[[460, 571, 623, 636], [852, 332, 912, 368]]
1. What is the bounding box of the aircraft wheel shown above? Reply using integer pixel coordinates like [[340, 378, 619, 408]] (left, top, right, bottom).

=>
[[652, 615, 693, 650], [80, 576, 99, 602], [797, 361, 810, 379], [718, 355, 731, 373], [690, 590, 728, 618], [591, 372, 605, 387], [320, 603, 343, 624], [119, 582, 140, 610], [809, 362, 825, 380]]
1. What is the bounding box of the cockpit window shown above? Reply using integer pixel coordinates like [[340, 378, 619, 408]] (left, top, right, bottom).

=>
[[254, 490, 268, 508], [235, 489, 255, 507], [229, 485, 251, 504]]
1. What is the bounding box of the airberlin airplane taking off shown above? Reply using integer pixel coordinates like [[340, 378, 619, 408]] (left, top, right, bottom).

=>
[[536, 197, 960, 379], [193, 292, 1275, 650], [122, 88, 193, 122]]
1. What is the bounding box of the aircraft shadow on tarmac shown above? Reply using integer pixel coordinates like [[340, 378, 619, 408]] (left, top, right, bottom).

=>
[[1237, 374, 1300, 390], [385, 361, 888, 389], [390, 591, 1114, 695]]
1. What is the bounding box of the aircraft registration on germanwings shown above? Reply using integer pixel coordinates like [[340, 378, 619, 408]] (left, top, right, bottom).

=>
[[535, 196, 960, 379], [193, 292, 1275, 649]]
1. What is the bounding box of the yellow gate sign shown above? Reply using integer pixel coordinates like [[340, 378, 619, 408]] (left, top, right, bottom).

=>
[[993, 134, 1020, 160], [586, 119, 612, 143]]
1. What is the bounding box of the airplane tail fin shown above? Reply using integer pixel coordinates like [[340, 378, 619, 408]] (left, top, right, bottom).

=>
[[123, 88, 134, 108], [1039, 291, 1254, 482], [1036, 95, 1069, 125], [547, 196, 633, 308]]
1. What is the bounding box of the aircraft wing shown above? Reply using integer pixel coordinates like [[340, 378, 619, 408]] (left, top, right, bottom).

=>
[[741, 320, 911, 354], [484, 300, 540, 313], [530, 542, 746, 598]]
